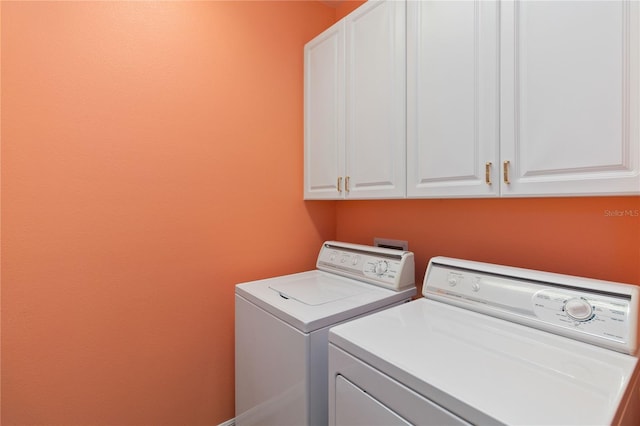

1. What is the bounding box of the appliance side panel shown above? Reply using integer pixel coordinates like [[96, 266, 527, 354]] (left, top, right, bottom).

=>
[[309, 328, 330, 426], [235, 295, 308, 426], [614, 359, 640, 426]]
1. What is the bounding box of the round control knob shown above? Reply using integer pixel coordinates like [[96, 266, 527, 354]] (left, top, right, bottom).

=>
[[374, 261, 388, 276], [564, 298, 594, 321]]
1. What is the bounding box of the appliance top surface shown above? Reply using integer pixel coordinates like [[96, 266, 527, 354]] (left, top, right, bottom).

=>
[[234, 241, 416, 333], [329, 298, 639, 426], [315, 241, 416, 291], [422, 256, 639, 355], [236, 270, 415, 333]]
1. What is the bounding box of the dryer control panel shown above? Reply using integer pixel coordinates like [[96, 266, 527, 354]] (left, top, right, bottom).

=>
[[424, 256, 639, 355], [316, 241, 415, 291]]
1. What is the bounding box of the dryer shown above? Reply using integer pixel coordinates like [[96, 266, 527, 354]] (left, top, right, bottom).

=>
[[235, 241, 416, 426], [329, 256, 640, 425]]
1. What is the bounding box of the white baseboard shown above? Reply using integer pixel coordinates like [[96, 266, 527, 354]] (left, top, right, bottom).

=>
[[218, 418, 235, 426]]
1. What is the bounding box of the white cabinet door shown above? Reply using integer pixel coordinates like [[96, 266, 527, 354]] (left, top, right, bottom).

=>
[[304, 21, 345, 200], [344, 0, 406, 199], [407, 0, 500, 198], [500, 0, 640, 196]]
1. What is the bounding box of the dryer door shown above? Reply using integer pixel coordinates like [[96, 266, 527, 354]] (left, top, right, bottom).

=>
[[335, 375, 410, 426], [329, 343, 470, 426]]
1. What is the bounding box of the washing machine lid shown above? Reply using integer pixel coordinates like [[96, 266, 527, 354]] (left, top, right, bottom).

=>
[[268, 276, 368, 306], [236, 270, 415, 333], [329, 298, 639, 426]]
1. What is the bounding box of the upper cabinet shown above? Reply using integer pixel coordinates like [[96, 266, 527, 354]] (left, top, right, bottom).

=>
[[500, 0, 640, 197], [407, 0, 500, 198], [304, 20, 344, 200], [306, 0, 640, 200], [304, 0, 406, 200]]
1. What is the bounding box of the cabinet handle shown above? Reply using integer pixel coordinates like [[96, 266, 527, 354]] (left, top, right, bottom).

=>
[[337, 177, 343, 193], [485, 162, 492, 185], [345, 176, 350, 193], [503, 161, 511, 184]]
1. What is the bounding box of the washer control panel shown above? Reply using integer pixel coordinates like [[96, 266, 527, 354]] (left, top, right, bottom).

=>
[[424, 257, 639, 355], [316, 241, 415, 291]]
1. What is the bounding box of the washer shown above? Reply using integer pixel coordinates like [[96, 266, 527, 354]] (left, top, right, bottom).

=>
[[329, 256, 640, 425], [235, 241, 416, 426]]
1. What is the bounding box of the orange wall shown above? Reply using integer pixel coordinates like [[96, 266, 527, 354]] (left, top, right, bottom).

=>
[[3, 1, 639, 425], [336, 197, 640, 294], [1, 2, 336, 425]]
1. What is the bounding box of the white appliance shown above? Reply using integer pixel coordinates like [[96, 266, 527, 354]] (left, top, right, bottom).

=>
[[235, 241, 416, 426], [329, 256, 640, 425]]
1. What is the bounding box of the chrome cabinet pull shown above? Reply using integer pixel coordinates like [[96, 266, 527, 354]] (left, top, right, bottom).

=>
[[485, 162, 492, 185], [503, 161, 511, 184], [345, 176, 350, 193], [337, 177, 343, 193]]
